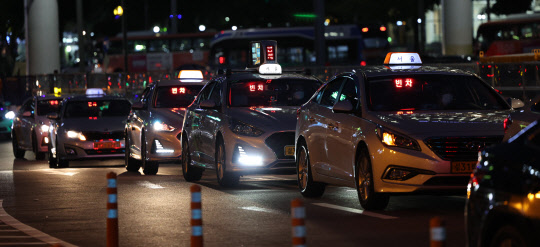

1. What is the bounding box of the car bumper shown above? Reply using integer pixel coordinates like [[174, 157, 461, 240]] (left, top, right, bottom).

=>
[[145, 129, 182, 163], [57, 138, 126, 160]]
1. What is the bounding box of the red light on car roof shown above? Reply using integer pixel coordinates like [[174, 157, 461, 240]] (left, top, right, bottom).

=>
[[362, 27, 369, 32], [380, 26, 387, 32], [266, 45, 275, 61], [249, 83, 264, 92], [172, 87, 186, 94], [172, 88, 177, 94], [249, 84, 256, 92], [219, 56, 225, 64], [394, 78, 414, 88], [49, 100, 58, 105], [88, 102, 97, 107]]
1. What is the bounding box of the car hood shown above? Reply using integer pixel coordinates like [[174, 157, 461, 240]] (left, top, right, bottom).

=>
[[368, 110, 511, 137], [228, 106, 298, 131], [60, 117, 127, 132], [150, 108, 186, 128]]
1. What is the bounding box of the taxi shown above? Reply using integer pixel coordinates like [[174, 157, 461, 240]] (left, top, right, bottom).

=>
[[181, 40, 322, 186], [124, 74, 206, 175], [11, 95, 63, 160], [503, 96, 538, 142], [48, 89, 131, 168], [295, 52, 524, 210]]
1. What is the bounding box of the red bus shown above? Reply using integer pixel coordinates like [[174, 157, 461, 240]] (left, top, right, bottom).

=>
[[103, 31, 216, 73], [475, 14, 540, 57]]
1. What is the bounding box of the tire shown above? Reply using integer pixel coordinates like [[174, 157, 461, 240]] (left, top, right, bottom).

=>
[[48, 141, 58, 168], [296, 142, 325, 197], [58, 159, 69, 168], [182, 136, 203, 181], [356, 146, 389, 210], [215, 139, 240, 187], [125, 131, 141, 172], [33, 133, 45, 160], [490, 225, 528, 247], [141, 133, 159, 175], [12, 132, 25, 159]]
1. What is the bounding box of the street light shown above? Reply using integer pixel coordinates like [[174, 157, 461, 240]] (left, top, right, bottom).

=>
[[199, 25, 206, 32], [113, 6, 123, 16], [153, 26, 160, 33]]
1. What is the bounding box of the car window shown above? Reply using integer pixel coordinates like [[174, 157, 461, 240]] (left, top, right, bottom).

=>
[[64, 100, 131, 118], [19, 99, 34, 115], [37, 99, 61, 116], [140, 87, 152, 108], [208, 81, 222, 106], [367, 74, 509, 111], [338, 77, 359, 109], [195, 81, 216, 104], [228, 78, 320, 107], [319, 77, 345, 107], [531, 100, 540, 113], [154, 85, 203, 108]]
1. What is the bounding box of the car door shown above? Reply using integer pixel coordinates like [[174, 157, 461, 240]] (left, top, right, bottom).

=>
[[186, 81, 215, 164], [15, 99, 35, 149], [129, 86, 153, 155], [308, 77, 345, 178], [325, 76, 360, 181], [197, 81, 222, 165]]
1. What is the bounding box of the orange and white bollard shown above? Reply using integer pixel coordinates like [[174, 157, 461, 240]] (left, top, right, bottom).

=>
[[430, 216, 446, 247], [291, 198, 306, 247], [106, 172, 119, 247], [191, 184, 203, 247]]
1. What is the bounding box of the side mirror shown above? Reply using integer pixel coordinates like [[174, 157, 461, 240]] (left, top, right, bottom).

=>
[[200, 99, 217, 109], [47, 112, 60, 120], [332, 100, 354, 114], [508, 98, 525, 109], [131, 102, 144, 110], [22, 111, 32, 117]]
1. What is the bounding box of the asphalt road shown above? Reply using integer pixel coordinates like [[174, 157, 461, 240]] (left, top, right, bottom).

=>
[[0, 138, 467, 247]]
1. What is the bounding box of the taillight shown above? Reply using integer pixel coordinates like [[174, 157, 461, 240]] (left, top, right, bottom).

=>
[[503, 116, 512, 132]]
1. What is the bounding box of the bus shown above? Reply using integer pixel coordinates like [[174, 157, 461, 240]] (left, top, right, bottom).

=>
[[475, 13, 540, 57], [103, 31, 216, 73], [209, 24, 389, 68]]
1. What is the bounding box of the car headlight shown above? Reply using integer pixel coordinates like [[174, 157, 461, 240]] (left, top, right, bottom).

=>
[[376, 126, 420, 151], [40, 125, 50, 132], [229, 119, 264, 137], [66, 130, 87, 141], [4, 111, 15, 120], [153, 121, 176, 132]]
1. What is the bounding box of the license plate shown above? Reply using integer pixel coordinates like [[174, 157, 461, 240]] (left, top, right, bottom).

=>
[[94, 141, 120, 149], [451, 161, 477, 173], [284, 146, 295, 156]]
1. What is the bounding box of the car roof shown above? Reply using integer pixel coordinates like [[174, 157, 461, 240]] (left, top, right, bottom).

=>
[[34, 95, 64, 101], [218, 71, 321, 82], [64, 94, 129, 102], [351, 65, 476, 78], [156, 79, 208, 87]]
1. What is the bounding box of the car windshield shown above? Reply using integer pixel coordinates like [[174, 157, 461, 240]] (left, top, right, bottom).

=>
[[37, 99, 61, 116], [366, 74, 509, 111], [154, 85, 203, 108], [228, 78, 320, 107], [64, 100, 131, 118]]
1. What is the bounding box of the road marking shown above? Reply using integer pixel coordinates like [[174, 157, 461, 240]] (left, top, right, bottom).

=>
[[0, 199, 77, 247], [312, 203, 398, 219], [240, 206, 280, 214], [138, 181, 165, 189], [40, 169, 78, 176], [243, 176, 295, 181]]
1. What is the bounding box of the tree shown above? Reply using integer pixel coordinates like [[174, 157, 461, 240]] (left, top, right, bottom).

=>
[[491, 0, 533, 15]]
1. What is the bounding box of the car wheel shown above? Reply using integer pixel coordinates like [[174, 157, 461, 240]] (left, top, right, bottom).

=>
[[33, 132, 45, 160], [48, 141, 58, 168], [141, 133, 159, 175], [356, 146, 389, 210], [124, 131, 141, 172], [215, 139, 239, 187], [12, 132, 25, 159], [182, 135, 203, 181], [58, 159, 69, 168], [490, 225, 527, 247], [296, 142, 325, 197]]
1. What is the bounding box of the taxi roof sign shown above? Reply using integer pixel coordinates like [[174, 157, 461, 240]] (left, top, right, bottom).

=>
[[249, 40, 282, 74], [384, 52, 422, 65], [178, 70, 204, 79], [86, 88, 105, 95]]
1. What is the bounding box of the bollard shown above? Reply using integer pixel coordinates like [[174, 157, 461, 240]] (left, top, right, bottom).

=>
[[430, 216, 445, 247], [291, 198, 306, 247], [191, 184, 203, 247], [106, 172, 119, 247]]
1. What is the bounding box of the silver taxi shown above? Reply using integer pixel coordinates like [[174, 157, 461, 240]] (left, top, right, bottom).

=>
[[125, 78, 205, 175], [182, 40, 321, 186], [12, 95, 62, 160], [295, 52, 524, 210], [48, 90, 131, 168]]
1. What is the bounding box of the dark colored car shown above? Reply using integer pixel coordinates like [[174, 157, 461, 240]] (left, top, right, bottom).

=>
[[466, 120, 540, 247]]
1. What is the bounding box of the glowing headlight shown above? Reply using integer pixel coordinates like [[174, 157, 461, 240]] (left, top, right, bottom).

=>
[[153, 121, 176, 131], [236, 146, 263, 166], [376, 126, 420, 151], [4, 111, 15, 120], [41, 125, 50, 132], [230, 119, 264, 137], [67, 130, 86, 141]]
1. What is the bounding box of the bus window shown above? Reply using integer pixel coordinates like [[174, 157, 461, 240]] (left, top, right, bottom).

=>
[[171, 38, 191, 51], [148, 39, 169, 53]]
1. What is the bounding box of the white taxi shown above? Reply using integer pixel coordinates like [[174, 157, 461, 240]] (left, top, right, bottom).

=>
[[295, 52, 524, 210]]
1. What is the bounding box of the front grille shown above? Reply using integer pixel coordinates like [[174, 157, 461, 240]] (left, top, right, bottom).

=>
[[85, 149, 125, 155], [424, 136, 502, 161], [423, 176, 470, 186], [264, 132, 295, 159], [82, 131, 124, 141]]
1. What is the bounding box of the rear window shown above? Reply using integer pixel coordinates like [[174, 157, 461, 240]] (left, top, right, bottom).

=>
[[64, 100, 131, 118], [37, 99, 61, 116], [228, 78, 320, 107], [154, 85, 203, 108], [366, 74, 509, 111]]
